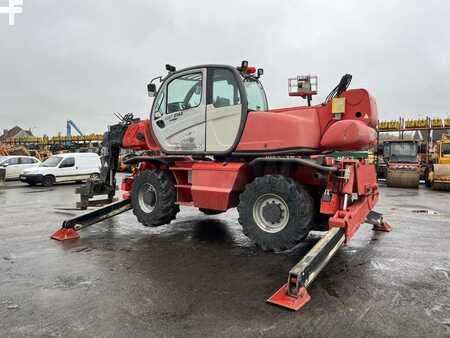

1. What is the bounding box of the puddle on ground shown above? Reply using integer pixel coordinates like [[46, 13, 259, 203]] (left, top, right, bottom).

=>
[[411, 209, 439, 215]]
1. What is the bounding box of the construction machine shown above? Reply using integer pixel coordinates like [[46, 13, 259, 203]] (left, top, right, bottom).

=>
[[382, 140, 421, 188], [52, 61, 392, 311], [425, 134, 450, 190]]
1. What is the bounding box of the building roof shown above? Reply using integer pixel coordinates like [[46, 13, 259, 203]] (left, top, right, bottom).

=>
[[0, 126, 33, 141]]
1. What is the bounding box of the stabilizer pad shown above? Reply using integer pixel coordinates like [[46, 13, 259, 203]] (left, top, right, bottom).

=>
[[51, 228, 80, 241], [373, 221, 393, 232], [267, 284, 311, 311]]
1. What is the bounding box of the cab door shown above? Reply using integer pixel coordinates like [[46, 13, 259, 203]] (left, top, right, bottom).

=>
[[151, 69, 206, 153], [205, 67, 245, 153], [5, 157, 20, 179], [57, 157, 76, 182]]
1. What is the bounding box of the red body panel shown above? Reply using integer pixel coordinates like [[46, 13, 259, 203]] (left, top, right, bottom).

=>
[[119, 161, 251, 210], [190, 162, 249, 210], [236, 109, 321, 151], [122, 120, 160, 151], [236, 89, 378, 153], [320, 120, 377, 151]]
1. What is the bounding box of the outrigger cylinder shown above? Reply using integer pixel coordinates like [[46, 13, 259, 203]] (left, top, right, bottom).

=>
[[267, 227, 345, 310]]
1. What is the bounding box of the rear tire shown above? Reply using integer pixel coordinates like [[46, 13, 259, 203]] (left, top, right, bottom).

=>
[[41, 175, 55, 187], [237, 175, 314, 252], [131, 169, 179, 227]]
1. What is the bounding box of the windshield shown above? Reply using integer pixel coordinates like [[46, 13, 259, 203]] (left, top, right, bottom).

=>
[[442, 143, 450, 156], [40, 156, 63, 167], [387, 143, 418, 162], [243, 78, 268, 111]]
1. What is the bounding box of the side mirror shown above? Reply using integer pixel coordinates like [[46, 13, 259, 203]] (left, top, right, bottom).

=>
[[257, 68, 264, 76], [147, 83, 157, 97]]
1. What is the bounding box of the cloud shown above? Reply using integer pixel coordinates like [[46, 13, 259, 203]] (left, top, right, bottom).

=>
[[1, 0, 450, 135]]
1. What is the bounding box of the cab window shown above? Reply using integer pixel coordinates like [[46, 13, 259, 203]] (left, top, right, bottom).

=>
[[243, 78, 268, 111], [153, 88, 166, 119], [167, 73, 202, 113], [60, 157, 75, 168], [211, 68, 241, 108], [442, 143, 450, 156]]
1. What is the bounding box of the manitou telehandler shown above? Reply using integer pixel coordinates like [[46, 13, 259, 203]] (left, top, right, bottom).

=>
[[52, 61, 392, 311]]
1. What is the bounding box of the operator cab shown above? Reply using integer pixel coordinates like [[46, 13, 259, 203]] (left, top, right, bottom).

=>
[[149, 61, 267, 155], [383, 140, 419, 163]]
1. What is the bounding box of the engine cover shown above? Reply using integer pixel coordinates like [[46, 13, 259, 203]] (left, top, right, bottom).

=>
[[320, 120, 377, 151]]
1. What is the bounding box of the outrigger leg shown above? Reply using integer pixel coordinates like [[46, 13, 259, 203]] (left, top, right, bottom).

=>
[[366, 210, 393, 232], [267, 227, 345, 310], [51, 199, 132, 241], [267, 212, 393, 311]]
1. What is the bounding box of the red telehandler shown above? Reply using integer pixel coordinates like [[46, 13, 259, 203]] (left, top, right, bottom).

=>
[[52, 61, 392, 310]]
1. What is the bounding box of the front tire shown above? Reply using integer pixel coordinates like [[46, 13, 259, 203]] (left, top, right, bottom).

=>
[[238, 175, 314, 252], [131, 169, 179, 227], [41, 175, 55, 187]]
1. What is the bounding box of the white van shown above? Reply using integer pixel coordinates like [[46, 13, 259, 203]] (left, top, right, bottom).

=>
[[20, 152, 100, 186]]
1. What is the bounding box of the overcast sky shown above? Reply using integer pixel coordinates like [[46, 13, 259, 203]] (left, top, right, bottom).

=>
[[1, 0, 450, 135]]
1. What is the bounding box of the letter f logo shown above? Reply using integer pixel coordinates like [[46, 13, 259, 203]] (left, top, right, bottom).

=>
[[0, 0, 23, 26]]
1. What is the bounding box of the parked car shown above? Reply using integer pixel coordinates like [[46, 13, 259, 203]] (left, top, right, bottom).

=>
[[0, 155, 41, 180], [19, 152, 100, 187]]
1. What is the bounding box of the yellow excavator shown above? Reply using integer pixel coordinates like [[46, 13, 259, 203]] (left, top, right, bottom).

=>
[[425, 134, 450, 190]]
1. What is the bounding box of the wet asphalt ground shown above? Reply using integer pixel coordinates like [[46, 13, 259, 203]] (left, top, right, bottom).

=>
[[1, 177, 449, 337]]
